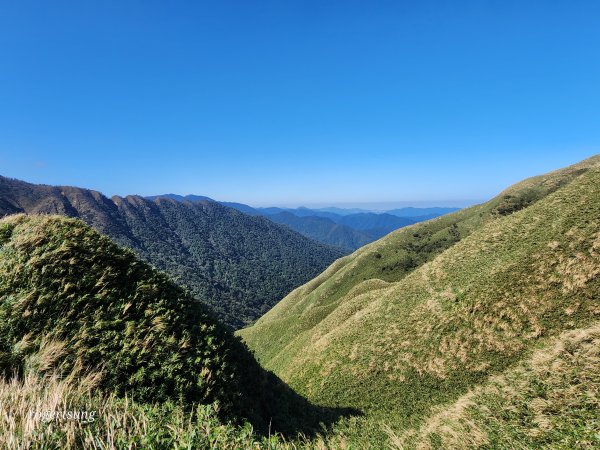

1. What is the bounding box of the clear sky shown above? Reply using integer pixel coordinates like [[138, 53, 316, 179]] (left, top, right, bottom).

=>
[[1, 1, 598, 207]]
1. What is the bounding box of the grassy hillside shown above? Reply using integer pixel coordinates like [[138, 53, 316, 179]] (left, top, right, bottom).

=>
[[0, 177, 344, 328], [0, 367, 295, 449], [239, 155, 600, 446], [0, 215, 345, 440], [391, 322, 600, 448]]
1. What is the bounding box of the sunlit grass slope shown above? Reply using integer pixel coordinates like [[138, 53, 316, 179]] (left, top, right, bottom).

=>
[[390, 322, 600, 449], [239, 155, 600, 446]]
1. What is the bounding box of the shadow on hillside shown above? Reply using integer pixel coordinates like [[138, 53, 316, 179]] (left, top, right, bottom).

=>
[[243, 367, 363, 439]]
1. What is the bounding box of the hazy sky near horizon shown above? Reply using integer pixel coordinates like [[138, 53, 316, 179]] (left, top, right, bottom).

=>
[[1, 1, 599, 207]]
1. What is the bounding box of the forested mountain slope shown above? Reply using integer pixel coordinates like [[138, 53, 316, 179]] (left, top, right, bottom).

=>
[[0, 177, 344, 328], [239, 155, 600, 446]]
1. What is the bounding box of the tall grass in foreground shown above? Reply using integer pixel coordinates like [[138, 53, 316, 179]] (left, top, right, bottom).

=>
[[0, 349, 309, 450]]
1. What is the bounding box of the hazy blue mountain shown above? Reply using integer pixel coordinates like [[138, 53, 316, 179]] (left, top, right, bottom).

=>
[[215, 203, 371, 250], [257, 206, 287, 215], [267, 211, 372, 250], [311, 207, 373, 215], [336, 213, 415, 237], [149, 196, 460, 250], [386, 206, 460, 217], [282, 208, 342, 221]]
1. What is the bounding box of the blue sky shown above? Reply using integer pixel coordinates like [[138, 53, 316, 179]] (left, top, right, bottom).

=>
[[1, 1, 598, 207]]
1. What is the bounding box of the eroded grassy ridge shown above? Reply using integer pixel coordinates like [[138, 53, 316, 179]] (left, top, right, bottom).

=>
[[239, 156, 600, 446], [241, 156, 598, 364]]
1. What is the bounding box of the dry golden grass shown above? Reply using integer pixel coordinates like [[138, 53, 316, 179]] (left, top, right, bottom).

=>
[[0, 364, 304, 450], [391, 321, 600, 449]]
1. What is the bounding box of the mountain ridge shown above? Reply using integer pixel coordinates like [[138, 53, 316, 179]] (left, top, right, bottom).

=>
[[0, 176, 344, 329]]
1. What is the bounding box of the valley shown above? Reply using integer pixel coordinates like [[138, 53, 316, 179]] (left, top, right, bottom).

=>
[[2, 2, 598, 447], [0, 156, 598, 448], [150, 194, 458, 251]]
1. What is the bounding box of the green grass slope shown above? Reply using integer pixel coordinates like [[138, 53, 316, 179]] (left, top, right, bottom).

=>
[[239, 155, 600, 446], [0, 215, 344, 437]]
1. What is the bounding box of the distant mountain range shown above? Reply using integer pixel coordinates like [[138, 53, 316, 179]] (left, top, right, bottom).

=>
[[266, 211, 373, 250], [150, 195, 460, 250], [2, 157, 598, 448], [0, 176, 344, 329]]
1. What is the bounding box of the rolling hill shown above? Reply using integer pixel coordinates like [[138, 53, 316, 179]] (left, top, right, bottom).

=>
[[0, 215, 345, 447], [239, 155, 600, 447], [0, 176, 344, 329]]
